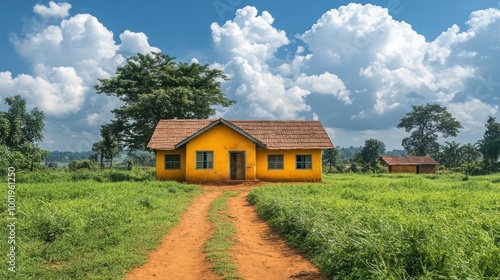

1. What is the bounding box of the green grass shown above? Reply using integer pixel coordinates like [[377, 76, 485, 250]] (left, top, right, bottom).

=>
[[204, 192, 241, 280], [248, 173, 500, 279], [15, 167, 156, 183], [0, 179, 202, 279]]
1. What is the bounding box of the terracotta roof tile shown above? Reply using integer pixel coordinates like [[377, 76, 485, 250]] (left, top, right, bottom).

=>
[[147, 119, 334, 150], [380, 156, 439, 166]]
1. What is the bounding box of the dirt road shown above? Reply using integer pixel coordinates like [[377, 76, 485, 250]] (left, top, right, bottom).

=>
[[126, 191, 222, 280], [228, 191, 327, 279], [126, 185, 326, 280]]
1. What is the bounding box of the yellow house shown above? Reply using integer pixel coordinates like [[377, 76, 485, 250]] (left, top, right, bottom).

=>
[[147, 118, 334, 183]]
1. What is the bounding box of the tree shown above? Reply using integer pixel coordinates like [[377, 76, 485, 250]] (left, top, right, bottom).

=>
[[0, 95, 47, 170], [92, 140, 106, 170], [460, 143, 481, 165], [460, 143, 482, 176], [478, 116, 500, 173], [360, 139, 386, 169], [95, 52, 236, 151], [397, 104, 462, 156], [441, 141, 462, 169], [128, 151, 156, 167], [100, 124, 121, 169], [2, 96, 44, 150], [323, 148, 340, 173]]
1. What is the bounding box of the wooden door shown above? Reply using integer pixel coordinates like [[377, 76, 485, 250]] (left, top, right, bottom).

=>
[[230, 152, 245, 180]]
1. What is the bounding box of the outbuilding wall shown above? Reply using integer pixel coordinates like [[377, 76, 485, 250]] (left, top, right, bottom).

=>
[[390, 165, 418, 173]]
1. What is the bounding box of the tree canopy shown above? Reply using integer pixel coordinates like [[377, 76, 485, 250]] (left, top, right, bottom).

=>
[[95, 52, 236, 151], [360, 139, 386, 168], [478, 116, 500, 172], [0, 95, 47, 171], [397, 104, 462, 156]]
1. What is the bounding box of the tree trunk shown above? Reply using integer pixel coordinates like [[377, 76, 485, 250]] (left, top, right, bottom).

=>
[[100, 154, 104, 170]]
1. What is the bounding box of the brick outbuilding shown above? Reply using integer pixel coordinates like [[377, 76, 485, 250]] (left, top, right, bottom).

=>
[[380, 156, 439, 174]]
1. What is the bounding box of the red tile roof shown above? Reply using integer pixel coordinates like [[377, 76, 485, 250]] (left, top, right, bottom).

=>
[[147, 118, 334, 150], [380, 156, 439, 166]]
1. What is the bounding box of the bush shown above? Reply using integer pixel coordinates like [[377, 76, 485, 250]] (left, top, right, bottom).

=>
[[68, 160, 94, 171], [15, 168, 156, 183]]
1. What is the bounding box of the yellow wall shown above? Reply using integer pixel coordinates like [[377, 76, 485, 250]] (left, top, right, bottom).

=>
[[155, 147, 186, 181], [184, 124, 257, 182], [154, 124, 324, 182], [256, 149, 323, 182]]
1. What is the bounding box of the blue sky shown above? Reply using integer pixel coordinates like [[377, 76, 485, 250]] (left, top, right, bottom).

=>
[[0, 1, 499, 151]]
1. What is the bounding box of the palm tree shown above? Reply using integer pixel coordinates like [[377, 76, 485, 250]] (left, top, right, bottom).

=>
[[460, 143, 482, 165], [323, 148, 340, 173], [461, 143, 483, 177], [442, 141, 461, 168]]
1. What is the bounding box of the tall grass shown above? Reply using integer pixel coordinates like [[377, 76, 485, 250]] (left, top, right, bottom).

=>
[[15, 167, 156, 183], [248, 174, 500, 279], [0, 180, 201, 279]]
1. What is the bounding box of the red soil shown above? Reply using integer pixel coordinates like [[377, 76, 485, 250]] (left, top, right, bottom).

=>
[[126, 184, 327, 280]]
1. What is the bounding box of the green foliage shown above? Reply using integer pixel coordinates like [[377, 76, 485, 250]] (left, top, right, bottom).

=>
[[398, 103, 462, 156], [0, 95, 47, 171], [249, 174, 500, 279], [440, 140, 462, 169], [204, 192, 240, 279], [45, 150, 95, 163], [479, 116, 500, 173], [127, 151, 156, 168], [0, 179, 202, 279], [68, 160, 94, 171], [92, 123, 122, 169], [323, 148, 340, 173], [360, 139, 386, 170], [95, 52, 236, 151], [16, 168, 156, 183]]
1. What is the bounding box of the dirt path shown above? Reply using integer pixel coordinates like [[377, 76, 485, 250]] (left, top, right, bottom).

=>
[[126, 184, 327, 280], [126, 191, 222, 280], [228, 191, 327, 280]]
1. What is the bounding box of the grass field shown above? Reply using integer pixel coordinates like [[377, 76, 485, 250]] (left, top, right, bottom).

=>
[[248, 173, 500, 279], [1, 178, 201, 279]]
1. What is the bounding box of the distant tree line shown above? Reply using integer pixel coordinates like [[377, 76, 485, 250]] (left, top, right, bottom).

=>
[[45, 151, 95, 163], [324, 142, 406, 173], [323, 104, 500, 175]]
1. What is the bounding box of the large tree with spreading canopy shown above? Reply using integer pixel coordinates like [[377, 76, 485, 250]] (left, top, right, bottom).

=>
[[95, 52, 236, 151]]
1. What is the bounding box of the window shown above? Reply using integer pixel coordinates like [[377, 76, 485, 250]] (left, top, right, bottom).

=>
[[196, 151, 214, 169], [268, 155, 284, 170], [296, 155, 312, 170], [165, 154, 181, 170]]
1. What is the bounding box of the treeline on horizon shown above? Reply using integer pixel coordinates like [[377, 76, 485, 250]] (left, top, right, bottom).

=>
[[2, 52, 500, 176]]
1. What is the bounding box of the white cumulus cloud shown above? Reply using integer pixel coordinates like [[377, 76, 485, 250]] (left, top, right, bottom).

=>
[[119, 30, 161, 54], [0, 3, 160, 150], [211, 6, 352, 120], [33, 1, 71, 19], [211, 4, 500, 148]]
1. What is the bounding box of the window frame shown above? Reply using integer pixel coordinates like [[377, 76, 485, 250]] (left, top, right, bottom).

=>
[[267, 154, 284, 170], [196, 151, 214, 170], [296, 154, 312, 170], [164, 154, 181, 170]]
